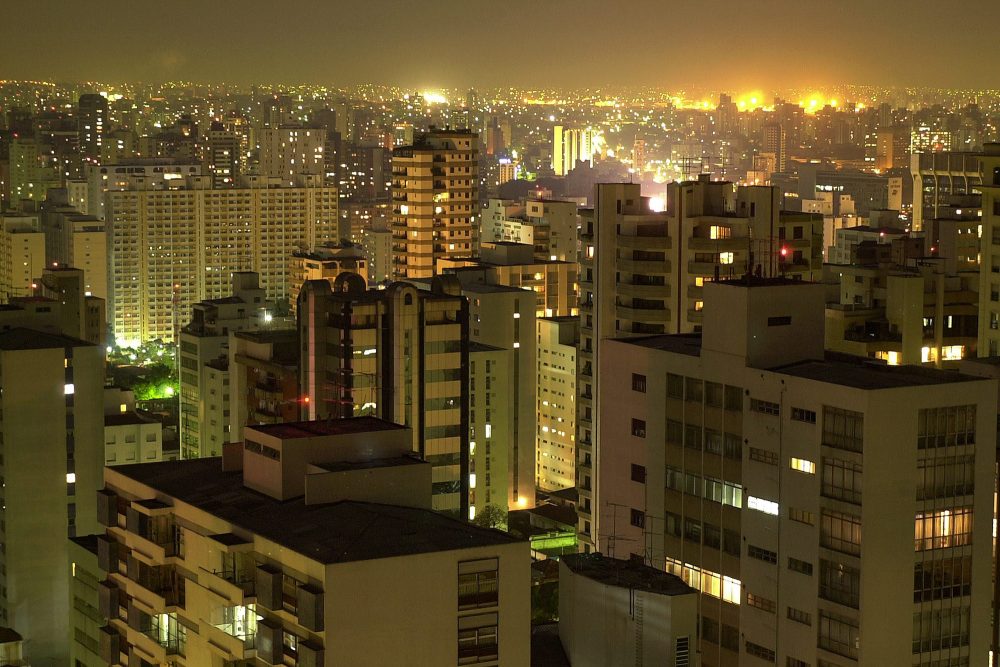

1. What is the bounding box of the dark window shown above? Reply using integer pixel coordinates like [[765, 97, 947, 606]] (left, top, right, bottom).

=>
[[630, 509, 645, 528], [630, 464, 647, 483], [788, 557, 813, 576], [631, 419, 646, 438], [631, 373, 647, 393], [767, 316, 792, 326]]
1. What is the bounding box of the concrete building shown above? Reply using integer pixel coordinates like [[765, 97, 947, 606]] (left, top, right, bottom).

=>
[[298, 275, 469, 515], [178, 272, 267, 459], [93, 418, 529, 665], [34, 267, 107, 347], [537, 316, 578, 492], [228, 328, 300, 440], [84, 160, 202, 221], [0, 213, 45, 300], [577, 180, 823, 552], [559, 553, 699, 667], [439, 241, 578, 319], [104, 174, 337, 343], [761, 122, 787, 174], [391, 128, 478, 278], [597, 279, 995, 666], [69, 535, 103, 667], [258, 125, 325, 185], [0, 328, 104, 665], [78, 94, 108, 165], [481, 197, 580, 261], [203, 122, 241, 187], [553, 126, 595, 176], [288, 243, 367, 315], [978, 145, 1000, 356], [910, 150, 984, 232], [469, 342, 514, 520], [362, 225, 393, 284], [103, 387, 164, 466]]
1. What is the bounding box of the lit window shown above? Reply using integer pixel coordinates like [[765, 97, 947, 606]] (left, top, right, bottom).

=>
[[695, 277, 704, 287], [790, 458, 816, 474], [720, 252, 734, 265], [469, 474, 476, 489], [694, 301, 704, 311], [64, 383, 75, 395], [66, 473, 76, 484], [119, 403, 127, 413], [748, 495, 779, 515]]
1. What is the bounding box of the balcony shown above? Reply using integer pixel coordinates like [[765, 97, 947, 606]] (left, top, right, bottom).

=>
[[616, 305, 670, 323], [617, 258, 669, 274], [617, 233, 670, 249], [618, 281, 669, 298], [688, 236, 745, 252]]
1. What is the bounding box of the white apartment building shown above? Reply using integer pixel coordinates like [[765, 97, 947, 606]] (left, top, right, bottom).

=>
[[598, 279, 995, 666], [536, 316, 578, 492]]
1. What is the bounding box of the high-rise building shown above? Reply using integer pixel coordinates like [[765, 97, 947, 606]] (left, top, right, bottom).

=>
[[469, 341, 514, 519], [481, 197, 580, 262], [78, 94, 108, 166], [0, 213, 45, 300], [761, 122, 787, 173], [288, 243, 367, 315], [875, 127, 910, 171], [577, 181, 823, 551], [228, 328, 300, 439], [203, 121, 241, 187], [976, 144, 1000, 355], [596, 279, 995, 666], [0, 328, 104, 664], [92, 418, 530, 665], [362, 225, 393, 284], [105, 174, 338, 343], [536, 316, 578, 492], [391, 128, 479, 278], [178, 272, 267, 459], [552, 126, 596, 177], [910, 150, 983, 231], [258, 125, 325, 185], [298, 275, 469, 514]]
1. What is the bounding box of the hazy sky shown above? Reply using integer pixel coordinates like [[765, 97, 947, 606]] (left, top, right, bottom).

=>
[[4, 0, 999, 89]]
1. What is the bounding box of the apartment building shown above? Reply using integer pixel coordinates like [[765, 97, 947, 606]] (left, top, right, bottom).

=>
[[536, 316, 578, 492], [104, 174, 337, 343], [577, 180, 823, 551], [258, 125, 325, 185], [0, 213, 45, 301], [228, 328, 300, 441], [976, 145, 1000, 356], [481, 197, 580, 261], [298, 274, 469, 515], [0, 328, 104, 665], [288, 243, 367, 316], [94, 418, 529, 665], [598, 279, 995, 666], [178, 272, 267, 459], [469, 342, 514, 520], [911, 150, 984, 232], [391, 128, 478, 278]]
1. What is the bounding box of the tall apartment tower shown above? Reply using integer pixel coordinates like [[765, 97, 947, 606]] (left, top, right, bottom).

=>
[[536, 316, 578, 492], [257, 125, 325, 185], [552, 126, 595, 176], [78, 94, 108, 166], [0, 328, 104, 664], [104, 174, 337, 344], [576, 181, 823, 551], [598, 279, 995, 666], [297, 274, 470, 515], [391, 128, 479, 279], [976, 143, 1000, 355], [762, 122, 787, 173], [203, 121, 241, 187]]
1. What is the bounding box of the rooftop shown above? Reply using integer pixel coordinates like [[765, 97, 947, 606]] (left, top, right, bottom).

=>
[[561, 553, 695, 596], [615, 333, 702, 357], [248, 416, 407, 440], [0, 327, 92, 350], [110, 458, 520, 563], [774, 352, 982, 389], [312, 454, 425, 473], [105, 411, 160, 427]]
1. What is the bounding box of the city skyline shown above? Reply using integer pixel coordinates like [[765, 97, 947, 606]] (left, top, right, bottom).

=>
[[7, 0, 1000, 88]]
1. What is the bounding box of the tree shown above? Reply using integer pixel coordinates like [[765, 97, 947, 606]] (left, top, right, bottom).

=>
[[472, 504, 508, 530]]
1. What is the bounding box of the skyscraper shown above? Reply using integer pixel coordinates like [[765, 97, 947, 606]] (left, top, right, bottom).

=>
[[78, 93, 108, 166], [552, 126, 595, 176], [391, 128, 478, 278], [762, 122, 787, 173]]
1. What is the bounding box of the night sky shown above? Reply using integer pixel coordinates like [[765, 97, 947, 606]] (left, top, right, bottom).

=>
[[5, 0, 999, 88]]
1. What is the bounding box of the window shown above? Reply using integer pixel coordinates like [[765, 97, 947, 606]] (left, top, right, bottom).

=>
[[666, 373, 684, 399], [918, 455, 975, 500], [630, 509, 645, 528], [630, 464, 646, 484], [631, 373, 647, 393], [705, 381, 724, 407], [684, 518, 701, 543], [748, 544, 777, 564], [915, 508, 972, 550], [822, 406, 864, 452], [912, 607, 970, 654], [819, 559, 860, 608], [750, 398, 779, 416], [631, 419, 646, 438], [767, 316, 792, 326], [791, 407, 817, 424], [458, 559, 499, 610], [818, 611, 859, 660], [821, 457, 862, 504], [724, 385, 743, 411], [685, 377, 703, 402], [747, 593, 776, 613], [914, 556, 972, 602], [788, 507, 815, 525], [788, 557, 813, 576], [745, 641, 776, 662], [820, 510, 861, 556], [918, 405, 976, 449], [789, 457, 815, 474], [787, 607, 811, 626], [748, 496, 779, 516], [720, 252, 734, 265], [750, 447, 778, 465], [458, 613, 499, 664], [666, 419, 683, 445]]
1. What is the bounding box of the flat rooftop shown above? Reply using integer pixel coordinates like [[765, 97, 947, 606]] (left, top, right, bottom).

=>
[[0, 327, 93, 350], [561, 553, 694, 596], [774, 353, 982, 389], [313, 454, 425, 473], [615, 333, 702, 357], [110, 458, 520, 563], [249, 417, 406, 440], [235, 328, 297, 343]]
